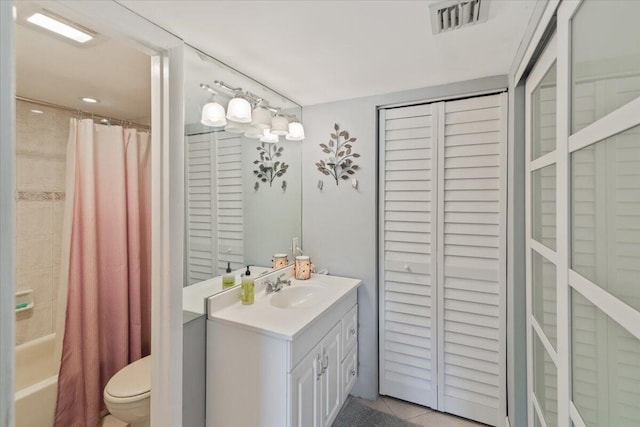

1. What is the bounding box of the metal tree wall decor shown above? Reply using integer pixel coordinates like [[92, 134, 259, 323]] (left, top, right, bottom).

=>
[[316, 123, 360, 186], [253, 142, 289, 190]]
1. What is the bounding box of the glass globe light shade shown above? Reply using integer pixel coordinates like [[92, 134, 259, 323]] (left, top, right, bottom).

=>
[[286, 122, 305, 141], [226, 96, 252, 123], [251, 107, 272, 129], [201, 102, 226, 127], [260, 128, 279, 143], [271, 115, 289, 136]]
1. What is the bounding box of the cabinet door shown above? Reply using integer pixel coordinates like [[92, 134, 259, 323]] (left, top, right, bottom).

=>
[[290, 346, 321, 427], [320, 322, 342, 427]]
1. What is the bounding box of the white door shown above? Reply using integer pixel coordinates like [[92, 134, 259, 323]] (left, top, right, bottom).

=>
[[379, 103, 439, 409], [526, 2, 640, 426], [320, 323, 342, 427], [290, 345, 321, 427], [379, 93, 507, 426]]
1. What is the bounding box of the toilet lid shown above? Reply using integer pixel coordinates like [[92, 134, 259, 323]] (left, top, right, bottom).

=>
[[105, 355, 151, 398]]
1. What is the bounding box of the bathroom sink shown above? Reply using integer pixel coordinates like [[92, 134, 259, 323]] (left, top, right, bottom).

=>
[[270, 285, 329, 309]]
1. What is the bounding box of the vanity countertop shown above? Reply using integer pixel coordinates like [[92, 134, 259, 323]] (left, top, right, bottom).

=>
[[182, 266, 271, 314], [207, 272, 361, 341]]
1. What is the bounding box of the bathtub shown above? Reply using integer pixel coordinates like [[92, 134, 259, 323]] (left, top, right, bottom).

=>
[[15, 333, 58, 427]]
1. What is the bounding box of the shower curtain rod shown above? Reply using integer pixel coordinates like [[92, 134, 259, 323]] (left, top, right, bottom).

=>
[[16, 96, 151, 130]]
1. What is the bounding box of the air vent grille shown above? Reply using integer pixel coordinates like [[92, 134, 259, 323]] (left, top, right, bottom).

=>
[[430, 0, 490, 34]]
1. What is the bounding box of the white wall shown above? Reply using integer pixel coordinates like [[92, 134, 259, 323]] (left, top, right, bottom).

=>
[[302, 75, 508, 400]]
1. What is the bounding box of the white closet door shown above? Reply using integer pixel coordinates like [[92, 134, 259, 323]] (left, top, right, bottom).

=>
[[216, 134, 244, 274], [186, 132, 216, 285], [379, 93, 506, 427], [437, 93, 507, 426], [379, 104, 439, 408]]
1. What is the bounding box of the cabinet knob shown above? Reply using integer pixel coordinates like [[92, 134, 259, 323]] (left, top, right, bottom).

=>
[[350, 327, 356, 335], [404, 264, 410, 271], [350, 368, 356, 377]]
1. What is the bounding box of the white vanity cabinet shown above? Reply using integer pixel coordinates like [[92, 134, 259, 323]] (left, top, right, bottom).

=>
[[206, 275, 360, 427]]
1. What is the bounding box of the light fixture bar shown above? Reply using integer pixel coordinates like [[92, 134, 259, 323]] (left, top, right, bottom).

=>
[[26, 12, 94, 43]]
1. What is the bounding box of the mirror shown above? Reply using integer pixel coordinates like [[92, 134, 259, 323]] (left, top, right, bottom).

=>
[[183, 45, 302, 289]]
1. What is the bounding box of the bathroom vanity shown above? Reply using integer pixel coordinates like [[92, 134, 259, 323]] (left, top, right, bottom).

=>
[[206, 269, 360, 427]]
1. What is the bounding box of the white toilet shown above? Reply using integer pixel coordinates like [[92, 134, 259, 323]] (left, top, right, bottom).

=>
[[104, 355, 151, 427]]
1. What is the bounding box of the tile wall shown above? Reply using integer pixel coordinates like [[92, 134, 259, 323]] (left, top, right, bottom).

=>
[[15, 99, 72, 345]]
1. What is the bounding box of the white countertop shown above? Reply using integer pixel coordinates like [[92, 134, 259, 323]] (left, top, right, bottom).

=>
[[183, 266, 271, 315], [207, 272, 361, 340]]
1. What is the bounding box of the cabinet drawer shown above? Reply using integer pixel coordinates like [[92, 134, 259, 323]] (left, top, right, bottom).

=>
[[341, 345, 357, 398], [341, 304, 357, 360]]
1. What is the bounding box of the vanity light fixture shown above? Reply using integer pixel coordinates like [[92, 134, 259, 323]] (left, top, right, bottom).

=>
[[30, 109, 44, 114], [244, 125, 263, 139], [270, 114, 290, 136], [27, 12, 94, 44], [201, 101, 226, 127], [260, 129, 279, 144], [81, 97, 99, 103], [251, 106, 272, 129], [199, 81, 305, 140], [226, 94, 252, 123], [286, 120, 305, 141]]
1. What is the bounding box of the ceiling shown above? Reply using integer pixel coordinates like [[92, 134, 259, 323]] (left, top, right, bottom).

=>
[[119, 0, 537, 106], [15, 3, 151, 124]]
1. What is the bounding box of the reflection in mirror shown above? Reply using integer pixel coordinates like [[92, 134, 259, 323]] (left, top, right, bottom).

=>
[[183, 45, 302, 289]]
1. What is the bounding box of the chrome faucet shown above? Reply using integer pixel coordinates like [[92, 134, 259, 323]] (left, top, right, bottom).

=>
[[265, 274, 291, 294]]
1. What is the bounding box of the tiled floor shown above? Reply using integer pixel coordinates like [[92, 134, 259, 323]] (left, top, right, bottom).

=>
[[354, 395, 487, 427], [99, 415, 128, 427], [101, 396, 486, 427]]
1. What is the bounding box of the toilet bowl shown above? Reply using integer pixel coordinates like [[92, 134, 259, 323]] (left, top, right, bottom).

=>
[[104, 355, 151, 427]]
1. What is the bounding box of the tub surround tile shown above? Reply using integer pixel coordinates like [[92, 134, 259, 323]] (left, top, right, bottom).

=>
[[53, 109, 73, 158], [17, 267, 53, 305], [17, 235, 53, 272], [15, 301, 54, 345], [17, 200, 53, 236], [17, 154, 54, 191], [53, 200, 65, 238], [15, 99, 69, 346], [16, 101, 54, 156], [52, 157, 66, 191]]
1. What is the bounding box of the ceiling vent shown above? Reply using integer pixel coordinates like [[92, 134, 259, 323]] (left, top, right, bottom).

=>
[[429, 0, 490, 34]]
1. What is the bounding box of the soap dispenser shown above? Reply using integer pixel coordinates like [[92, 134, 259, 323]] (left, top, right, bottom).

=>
[[241, 265, 254, 305], [222, 262, 235, 289]]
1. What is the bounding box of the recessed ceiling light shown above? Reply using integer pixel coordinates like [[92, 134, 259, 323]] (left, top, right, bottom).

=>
[[26, 12, 94, 44], [30, 109, 44, 114], [81, 97, 99, 103]]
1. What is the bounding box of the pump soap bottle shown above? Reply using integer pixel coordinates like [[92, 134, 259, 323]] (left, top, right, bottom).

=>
[[222, 262, 235, 289], [241, 265, 254, 305]]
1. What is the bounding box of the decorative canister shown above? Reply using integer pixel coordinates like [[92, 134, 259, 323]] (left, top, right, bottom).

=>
[[295, 256, 312, 280], [272, 253, 289, 269]]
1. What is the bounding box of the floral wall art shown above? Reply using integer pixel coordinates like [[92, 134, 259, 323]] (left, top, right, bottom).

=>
[[316, 123, 360, 186], [253, 141, 289, 191]]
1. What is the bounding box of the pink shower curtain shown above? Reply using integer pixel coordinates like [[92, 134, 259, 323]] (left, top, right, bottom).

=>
[[54, 119, 151, 427]]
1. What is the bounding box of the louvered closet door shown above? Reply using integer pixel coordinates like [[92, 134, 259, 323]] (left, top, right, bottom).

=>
[[437, 93, 507, 426], [379, 93, 506, 427], [215, 134, 244, 274], [379, 104, 438, 408], [186, 132, 216, 285]]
